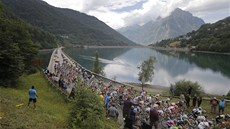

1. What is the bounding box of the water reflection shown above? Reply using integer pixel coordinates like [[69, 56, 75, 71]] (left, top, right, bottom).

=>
[[63, 48, 230, 95], [64, 48, 131, 69]]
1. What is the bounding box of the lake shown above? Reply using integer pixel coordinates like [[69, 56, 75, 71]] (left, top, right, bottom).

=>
[[42, 47, 230, 95]]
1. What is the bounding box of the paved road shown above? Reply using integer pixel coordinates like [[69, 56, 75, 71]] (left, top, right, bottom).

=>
[[47, 47, 74, 94], [47, 48, 63, 74]]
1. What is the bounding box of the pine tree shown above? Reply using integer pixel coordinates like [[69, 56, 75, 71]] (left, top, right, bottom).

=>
[[92, 51, 104, 75]]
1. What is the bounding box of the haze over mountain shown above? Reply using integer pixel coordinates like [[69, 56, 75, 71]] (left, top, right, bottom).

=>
[[118, 8, 205, 45], [1, 0, 135, 46]]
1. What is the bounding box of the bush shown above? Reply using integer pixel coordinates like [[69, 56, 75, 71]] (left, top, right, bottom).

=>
[[172, 80, 204, 96], [69, 81, 106, 129]]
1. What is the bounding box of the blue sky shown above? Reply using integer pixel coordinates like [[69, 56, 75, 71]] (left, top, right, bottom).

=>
[[42, 0, 230, 29], [113, 0, 146, 12]]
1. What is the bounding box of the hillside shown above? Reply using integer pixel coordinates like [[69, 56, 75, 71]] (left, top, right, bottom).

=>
[[0, 72, 73, 128], [1, 0, 135, 46], [118, 8, 204, 45], [0, 72, 120, 129], [0, 2, 59, 49], [152, 17, 230, 52]]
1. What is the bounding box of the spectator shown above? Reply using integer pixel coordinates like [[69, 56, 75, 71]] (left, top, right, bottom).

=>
[[170, 85, 174, 96], [108, 104, 119, 119], [192, 94, 197, 107], [99, 93, 104, 102], [155, 94, 161, 101], [185, 94, 190, 108], [179, 93, 185, 107], [197, 96, 202, 107], [98, 80, 102, 88], [150, 106, 159, 129], [219, 98, 226, 114], [27, 86, 38, 110], [180, 93, 185, 102], [210, 97, 219, 114], [123, 96, 138, 118], [130, 106, 136, 123], [134, 112, 142, 129], [104, 93, 111, 109]]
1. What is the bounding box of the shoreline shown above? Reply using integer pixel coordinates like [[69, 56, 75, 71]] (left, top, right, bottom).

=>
[[39, 46, 230, 55], [192, 50, 230, 55], [152, 47, 230, 55], [72, 45, 149, 48]]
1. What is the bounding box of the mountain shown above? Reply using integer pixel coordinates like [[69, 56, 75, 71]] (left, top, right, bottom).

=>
[[152, 17, 230, 52], [0, 2, 60, 49], [118, 8, 204, 45], [1, 0, 135, 46]]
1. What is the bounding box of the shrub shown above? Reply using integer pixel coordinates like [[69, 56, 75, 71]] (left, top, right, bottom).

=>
[[69, 81, 106, 129], [172, 80, 204, 96]]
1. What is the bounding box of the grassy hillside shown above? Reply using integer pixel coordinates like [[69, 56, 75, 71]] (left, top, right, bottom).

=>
[[0, 72, 73, 129], [0, 72, 120, 129]]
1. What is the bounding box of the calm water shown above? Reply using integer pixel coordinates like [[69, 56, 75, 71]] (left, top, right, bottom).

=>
[[56, 47, 229, 95]]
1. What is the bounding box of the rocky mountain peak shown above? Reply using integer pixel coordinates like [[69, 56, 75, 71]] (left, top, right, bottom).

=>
[[118, 8, 205, 45]]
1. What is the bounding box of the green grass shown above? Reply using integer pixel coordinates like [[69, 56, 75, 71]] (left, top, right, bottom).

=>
[[0, 72, 73, 129], [104, 118, 121, 129]]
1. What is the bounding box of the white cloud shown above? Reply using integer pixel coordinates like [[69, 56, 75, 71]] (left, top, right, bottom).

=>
[[42, 0, 230, 29], [88, 7, 129, 29]]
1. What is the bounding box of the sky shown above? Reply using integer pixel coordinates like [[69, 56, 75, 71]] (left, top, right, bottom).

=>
[[42, 0, 230, 29]]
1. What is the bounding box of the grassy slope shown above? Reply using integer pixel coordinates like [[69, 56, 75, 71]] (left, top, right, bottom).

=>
[[0, 72, 73, 129], [0, 72, 120, 129]]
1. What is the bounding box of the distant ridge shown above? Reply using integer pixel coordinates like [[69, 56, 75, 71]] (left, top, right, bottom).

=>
[[118, 8, 204, 45], [1, 0, 135, 46]]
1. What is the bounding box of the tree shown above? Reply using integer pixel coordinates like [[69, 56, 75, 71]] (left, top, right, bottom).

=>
[[69, 81, 105, 129], [172, 80, 204, 96], [0, 3, 38, 86], [137, 56, 156, 90], [92, 51, 104, 75]]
